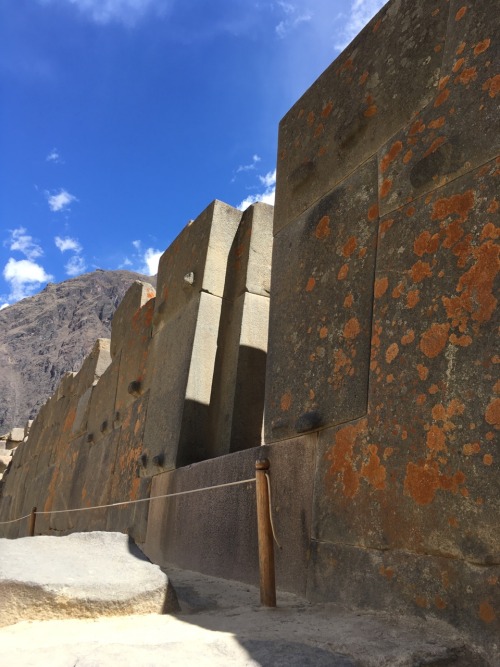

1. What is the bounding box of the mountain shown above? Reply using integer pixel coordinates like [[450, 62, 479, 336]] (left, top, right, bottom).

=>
[[0, 269, 156, 433]]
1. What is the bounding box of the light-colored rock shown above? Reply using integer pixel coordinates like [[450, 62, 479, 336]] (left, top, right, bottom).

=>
[[8, 428, 24, 443], [0, 531, 178, 626], [0, 451, 12, 473]]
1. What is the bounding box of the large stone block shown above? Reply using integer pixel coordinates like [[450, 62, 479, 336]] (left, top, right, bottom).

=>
[[72, 338, 112, 398], [86, 357, 120, 446], [110, 281, 155, 359], [308, 540, 499, 665], [274, 0, 448, 233], [142, 291, 222, 473], [208, 291, 269, 457], [378, 0, 500, 216], [153, 200, 241, 331], [265, 159, 378, 442], [366, 160, 499, 562]]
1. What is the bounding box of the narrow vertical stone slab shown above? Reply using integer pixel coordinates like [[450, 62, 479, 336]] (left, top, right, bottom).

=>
[[274, 0, 448, 233], [142, 291, 222, 474], [86, 357, 121, 445], [110, 281, 155, 359], [367, 160, 499, 562], [153, 200, 241, 331], [209, 292, 269, 457], [378, 0, 500, 216], [265, 158, 378, 442]]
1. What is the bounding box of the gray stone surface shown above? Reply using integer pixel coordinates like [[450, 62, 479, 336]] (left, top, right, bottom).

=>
[[110, 280, 156, 358], [0, 532, 178, 626]]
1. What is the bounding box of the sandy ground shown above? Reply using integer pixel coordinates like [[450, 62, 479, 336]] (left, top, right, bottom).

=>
[[0, 565, 487, 667]]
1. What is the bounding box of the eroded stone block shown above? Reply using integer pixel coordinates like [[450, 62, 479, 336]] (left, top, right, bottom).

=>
[[265, 159, 378, 442], [110, 281, 155, 359]]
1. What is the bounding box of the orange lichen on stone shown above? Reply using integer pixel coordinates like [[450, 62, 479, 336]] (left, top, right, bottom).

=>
[[483, 454, 493, 466], [479, 601, 496, 624], [485, 398, 500, 427], [414, 231, 440, 257], [315, 215, 331, 239], [319, 326, 328, 339], [379, 565, 394, 579], [343, 236, 357, 257], [337, 264, 349, 280], [374, 276, 389, 298], [481, 221, 500, 238], [361, 445, 386, 490], [401, 330, 415, 346], [411, 260, 433, 282], [406, 289, 420, 309], [432, 190, 474, 223], [434, 89, 450, 107], [305, 276, 316, 292], [280, 391, 292, 411], [429, 384, 440, 395], [381, 141, 403, 173], [456, 41, 466, 55], [380, 179, 392, 198], [344, 293, 354, 308], [385, 343, 399, 364], [368, 203, 379, 220], [474, 38, 490, 55], [435, 596, 447, 610], [417, 364, 429, 380], [424, 137, 446, 157], [364, 104, 378, 117], [392, 282, 404, 298], [404, 460, 465, 505], [452, 58, 465, 73], [409, 119, 425, 136], [321, 100, 334, 118], [307, 111, 315, 126], [415, 596, 429, 608], [420, 323, 450, 358], [482, 75, 500, 98], [463, 443, 481, 456], [456, 67, 477, 86], [372, 18, 382, 33], [325, 418, 367, 498], [456, 240, 499, 323], [359, 71, 369, 85], [428, 116, 446, 129], [314, 123, 324, 138], [449, 333, 472, 347], [343, 317, 361, 340], [426, 425, 447, 453], [403, 149, 413, 164], [455, 6, 467, 21]]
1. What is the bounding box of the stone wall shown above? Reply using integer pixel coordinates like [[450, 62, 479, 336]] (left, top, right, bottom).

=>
[[0, 201, 273, 542], [0, 0, 497, 661]]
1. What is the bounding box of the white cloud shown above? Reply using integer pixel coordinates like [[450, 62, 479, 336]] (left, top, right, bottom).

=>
[[238, 169, 276, 211], [46, 148, 62, 163], [46, 189, 78, 212], [0, 303, 9, 311], [64, 254, 87, 277], [275, 1, 312, 39], [7, 227, 44, 261], [132, 239, 141, 250], [337, 0, 386, 50], [142, 247, 162, 276], [236, 154, 261, 174], [3, 258, 53, 302], [55, 236, 82, 253], [39, 0, 170, 25]]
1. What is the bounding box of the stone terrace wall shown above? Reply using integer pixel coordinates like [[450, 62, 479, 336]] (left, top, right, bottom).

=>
[[0, 201, 273, 542]]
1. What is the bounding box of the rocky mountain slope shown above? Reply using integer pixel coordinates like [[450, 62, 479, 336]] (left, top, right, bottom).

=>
[[0, 270, 156, 432]]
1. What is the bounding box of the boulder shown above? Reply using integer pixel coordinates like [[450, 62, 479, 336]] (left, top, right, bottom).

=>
[[0, 531, 179, 626]]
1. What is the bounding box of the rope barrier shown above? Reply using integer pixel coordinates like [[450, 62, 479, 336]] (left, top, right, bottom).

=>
[[265, 472, 281, 549], [0, 477, 257, 523]]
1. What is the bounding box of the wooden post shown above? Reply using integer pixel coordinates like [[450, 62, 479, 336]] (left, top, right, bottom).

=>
[[29, 506, 37, 537], [255, 459, 276, 607]]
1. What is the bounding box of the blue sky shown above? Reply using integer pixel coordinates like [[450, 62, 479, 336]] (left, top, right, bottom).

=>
[[0, 0, 385, 308]]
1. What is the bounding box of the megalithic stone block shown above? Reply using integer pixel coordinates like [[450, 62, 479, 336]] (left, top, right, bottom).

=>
[[152, 200, 241, 332], [141, 291, 222, 474], [208, 291, 269, 457], [265, 158, 378, 442], [86, 356, 121, 446], [110, 281, 156, 359], [273, 0, 448, 233], [72, 338, 112, 398]]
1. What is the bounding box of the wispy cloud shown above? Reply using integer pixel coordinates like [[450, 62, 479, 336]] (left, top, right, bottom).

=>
[[142, 247, 162, 275], [39, 0, 171, 26], [64, 254, 87, 277], [124, 240, 162, 275], [236, 154, 261, 174], [336, 0, 386, 50], [54, 235, 82, 253], [7, 227, 44, 261], [238, 169, 276, 210], [46, 189, 78, 212], [3, 258, 53, 302], [275, 1, 312, 39], [46, 148, 62, 163]]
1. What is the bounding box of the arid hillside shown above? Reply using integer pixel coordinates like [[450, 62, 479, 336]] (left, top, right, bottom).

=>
[[0, 270, 155, 432]]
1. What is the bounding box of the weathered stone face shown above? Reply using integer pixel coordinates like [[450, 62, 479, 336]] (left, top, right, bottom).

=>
[[266, 159, 378, 442]]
